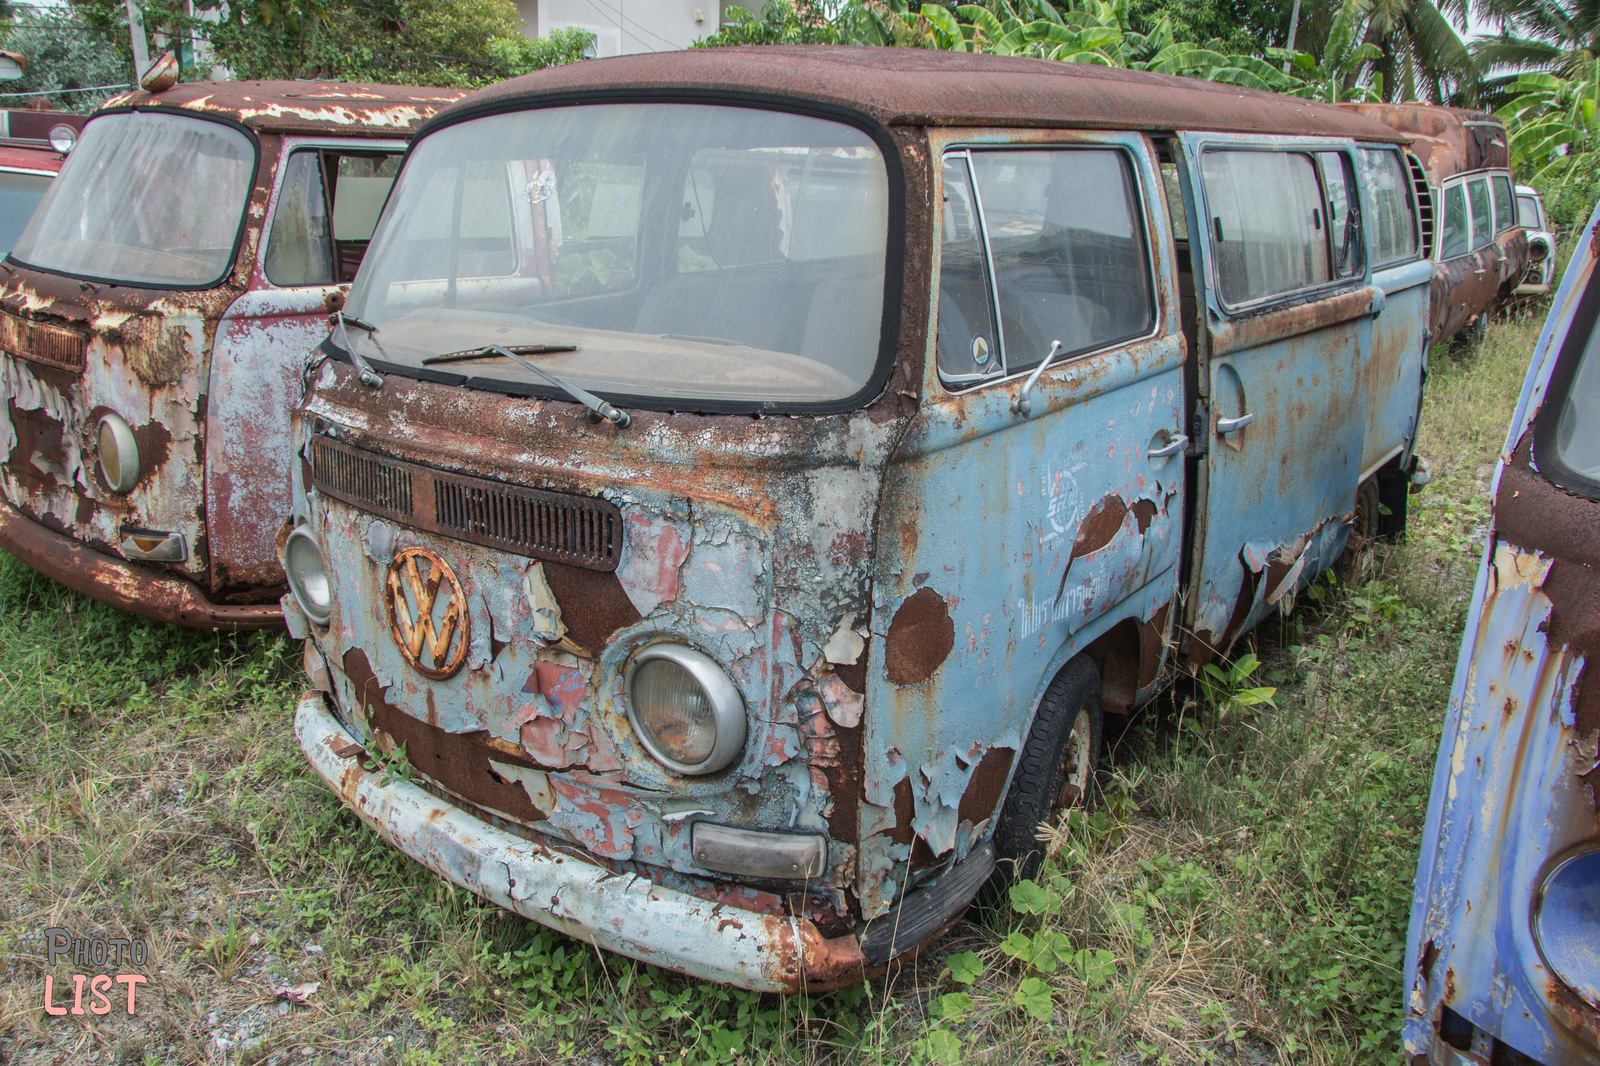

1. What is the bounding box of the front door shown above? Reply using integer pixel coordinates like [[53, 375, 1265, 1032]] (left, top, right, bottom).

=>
[[1178, 134, 1380, 661]]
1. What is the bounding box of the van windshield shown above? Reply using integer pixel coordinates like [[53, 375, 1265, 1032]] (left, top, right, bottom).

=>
[[10, 111, 254, 288], [340, 103, 890, 408]]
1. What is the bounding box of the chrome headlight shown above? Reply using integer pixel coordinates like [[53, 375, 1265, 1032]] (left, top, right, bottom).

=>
[[48, 124, 76, 154], [283, 526, 332, 625], [96, 414, 140, 494], [626, 644, 745, 775]]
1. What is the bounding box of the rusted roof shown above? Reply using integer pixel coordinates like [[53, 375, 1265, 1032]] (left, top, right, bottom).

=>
[[1338, 102, 1509, 182], [98, 81, 468, 137], [440, 46, 1409, 142]]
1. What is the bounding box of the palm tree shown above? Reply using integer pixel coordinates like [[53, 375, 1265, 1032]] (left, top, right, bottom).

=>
[[1354, 0, 1479, 102], [1471, 0, 1600, 106]]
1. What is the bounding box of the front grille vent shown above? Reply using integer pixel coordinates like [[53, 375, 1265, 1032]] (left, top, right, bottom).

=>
[[310, 434, 623, 572], [0, 310, 87, 374]]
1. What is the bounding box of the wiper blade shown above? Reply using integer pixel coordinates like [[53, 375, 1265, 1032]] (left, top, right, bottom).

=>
[[421, 343, 577, 366], [431, 343, 629, 428], [330, 309, 384, 389]]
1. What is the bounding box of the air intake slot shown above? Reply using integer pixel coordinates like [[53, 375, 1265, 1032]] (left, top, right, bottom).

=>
[[0, 310, 87, 374], [309, 434, 623, 572], [1407, 153, 1436, 260]]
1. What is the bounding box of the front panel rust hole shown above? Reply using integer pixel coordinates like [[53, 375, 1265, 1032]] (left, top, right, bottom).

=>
[[885, 586, 954, 686]]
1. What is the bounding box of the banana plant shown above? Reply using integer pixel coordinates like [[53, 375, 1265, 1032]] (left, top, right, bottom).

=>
[[1495, 63, 1600, 180], [1268, 0, 1385, 102]]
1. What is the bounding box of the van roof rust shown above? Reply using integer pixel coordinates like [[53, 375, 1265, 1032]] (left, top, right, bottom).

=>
[[100, 80, 468, 137], [441, 45, 1410, 142], [1337, 102, 1509, 182]]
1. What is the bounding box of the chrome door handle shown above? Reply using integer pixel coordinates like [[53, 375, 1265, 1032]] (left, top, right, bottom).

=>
[[1216, 413, 1254, 434], [1148, 434, 1189, 458]]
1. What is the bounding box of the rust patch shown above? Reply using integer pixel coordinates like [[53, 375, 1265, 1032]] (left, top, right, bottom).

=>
[[343, 648, 546, 823], [1137, 602, 1172, 688], [956, 745, 1014, 827], [884, 586, 954, 686], [1129, 498, 1158, 535], [541, 562, 643, 655], [128, 418, 174, 475], [1071, 494, 1128, 560], [118, 316, 192, 388], [4, 400, 67, 495], [835, 635, 870, 694]]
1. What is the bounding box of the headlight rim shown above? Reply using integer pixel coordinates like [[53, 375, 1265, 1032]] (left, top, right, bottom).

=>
[[283, 524, 332, 626], [624, 642, 745, 776], [96, 413, 140, 495]]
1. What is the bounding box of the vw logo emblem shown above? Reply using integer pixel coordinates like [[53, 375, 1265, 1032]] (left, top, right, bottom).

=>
[[386, 547, 469, 680]]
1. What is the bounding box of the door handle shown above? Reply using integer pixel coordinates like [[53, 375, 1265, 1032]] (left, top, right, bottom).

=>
[[1148, 434, 1189, 458], [1216, 413, 1253, 434]]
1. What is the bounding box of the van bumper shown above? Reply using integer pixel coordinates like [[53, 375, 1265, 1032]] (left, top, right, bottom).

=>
[[0, 496, 282, 630], [295, 691, 869, 992]]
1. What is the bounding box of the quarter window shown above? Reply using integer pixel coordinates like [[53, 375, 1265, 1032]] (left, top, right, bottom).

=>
[[1439, 182, 1469, 260], [1492, 175, 1515, 234], [1359, 147, 1419, 265], [1316, 151, 1363, 279], [1202, 150, 1334, 306], [1518, 194, 1542, 230], [264, 148, 403, 287], [1468, 176, 1493, 250], [936, 147, 1155, 386]]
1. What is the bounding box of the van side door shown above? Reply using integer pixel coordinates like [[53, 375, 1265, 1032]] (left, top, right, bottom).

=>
[[1178, 135, 1380, 660], [205, 139, 406, 591], [1358, 144, 1432, 481]]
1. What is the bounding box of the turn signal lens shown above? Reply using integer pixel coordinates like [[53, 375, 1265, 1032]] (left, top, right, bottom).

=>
[[96, 414, 139, 494]]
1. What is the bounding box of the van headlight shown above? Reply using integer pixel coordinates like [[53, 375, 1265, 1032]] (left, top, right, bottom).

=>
[[1533, 844, 1600, 1006], [96, 414, 140, 494], [626, 644, 745, 775], [283, 526, 332, 625]]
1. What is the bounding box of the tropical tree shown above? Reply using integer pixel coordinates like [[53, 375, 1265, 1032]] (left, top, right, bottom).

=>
[[0, 7, 133, 112]]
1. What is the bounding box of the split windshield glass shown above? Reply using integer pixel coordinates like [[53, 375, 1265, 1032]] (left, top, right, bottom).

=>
[[10, 111, 254, 288], [339, 103, 890, 408]]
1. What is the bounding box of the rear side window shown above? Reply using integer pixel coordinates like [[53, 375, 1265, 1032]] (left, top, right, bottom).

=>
[[1440, 183, 1469, 259], [1518, 194, 1542, 229], [1492, 175, 1515, 233], [937, 147, 1155, 385], [1316, 152, 1363, 279], [1468, 177, 1493, 250], [264, 148, 403, 286], [1359, 148, 1419, 265], [1201, 149, 1334, 306]]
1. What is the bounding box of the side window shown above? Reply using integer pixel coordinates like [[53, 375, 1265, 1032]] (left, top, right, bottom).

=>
[[1468, 176, 1493, 250], [1518, 194, 1542, 230], [1359, 147, 1419, 265], [1492, 174, 1515, 233], [263, 150, 335, 287], [263, 148, 404, 287], [1159, 161, 1189, 241], [1316, 151, 1363, 279], [1202, 149, 1332, 306], [969, 148, 1155, 374], [936, 155, 1001, 382], [1440, 182, 1469, 259], [936, 147, 1156, 387]]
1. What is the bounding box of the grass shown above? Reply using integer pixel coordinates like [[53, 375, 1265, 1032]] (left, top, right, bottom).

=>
[[0, 308, 1544, 1065]]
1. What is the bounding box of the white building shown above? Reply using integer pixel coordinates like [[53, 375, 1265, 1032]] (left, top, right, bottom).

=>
[[513, 0, 761, 57]]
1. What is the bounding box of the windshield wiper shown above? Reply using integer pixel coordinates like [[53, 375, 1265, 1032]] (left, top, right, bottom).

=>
[[422, 343, 577, 365], [331, 310, 384, 389], [426, 343, 630, 428]]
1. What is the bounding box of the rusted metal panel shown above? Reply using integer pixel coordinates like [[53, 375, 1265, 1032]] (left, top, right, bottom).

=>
[[1403, 203, 1600, 1065], [101, 81, 467, 138], [451, 46, 1409, 144], [1339, 104, 1509, 186]]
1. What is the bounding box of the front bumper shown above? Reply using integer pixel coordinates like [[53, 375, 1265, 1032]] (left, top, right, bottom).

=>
[[0, 495, 282, 630], [295, 691, 870, 992]]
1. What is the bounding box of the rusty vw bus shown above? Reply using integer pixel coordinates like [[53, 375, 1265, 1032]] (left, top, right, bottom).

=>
[[1341, 103, 1528, 343], [0, 81, 463, 627], [1402, 202, 1600, 1066], [283, 48, 1432, 990]]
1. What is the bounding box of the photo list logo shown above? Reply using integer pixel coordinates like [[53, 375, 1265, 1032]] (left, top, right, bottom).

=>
[[40, 927, 148, 1016]]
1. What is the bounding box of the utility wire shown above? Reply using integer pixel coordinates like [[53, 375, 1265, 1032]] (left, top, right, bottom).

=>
[[0, 82, 132, 96]]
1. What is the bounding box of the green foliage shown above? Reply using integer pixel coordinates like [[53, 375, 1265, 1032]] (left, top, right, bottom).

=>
[[0, 7, 133, 112]]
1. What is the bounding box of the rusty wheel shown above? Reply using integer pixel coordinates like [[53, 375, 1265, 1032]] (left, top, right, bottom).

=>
[[991, 657, 1103, 883], [1338, 477, 1382, 586]]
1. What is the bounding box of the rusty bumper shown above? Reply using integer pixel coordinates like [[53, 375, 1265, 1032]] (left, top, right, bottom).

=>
[[295, 691, 869, 992], [0, 496, 282, 630]]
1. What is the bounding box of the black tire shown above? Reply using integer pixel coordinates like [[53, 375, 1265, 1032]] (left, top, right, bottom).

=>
[[991, 657, 1103, 883], [1338, 477, 1382, 585], [1376, 469, 1409, 540]]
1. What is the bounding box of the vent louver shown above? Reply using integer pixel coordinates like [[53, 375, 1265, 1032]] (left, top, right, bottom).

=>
[[309, 434, 623, 572], [0, 310, 86, 374], [1407, 153, 1436, 260]]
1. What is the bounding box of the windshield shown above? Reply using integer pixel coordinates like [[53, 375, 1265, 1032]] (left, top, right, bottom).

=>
[[341, 103, 890, 408], [1553, 306, 1600, 486], [10, 111, 254, 288], [0, 171, 51, 257]]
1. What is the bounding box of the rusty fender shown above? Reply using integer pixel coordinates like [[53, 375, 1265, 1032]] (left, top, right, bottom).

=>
[[296, 692, 868, 993], [0, 493, 280, 629]]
